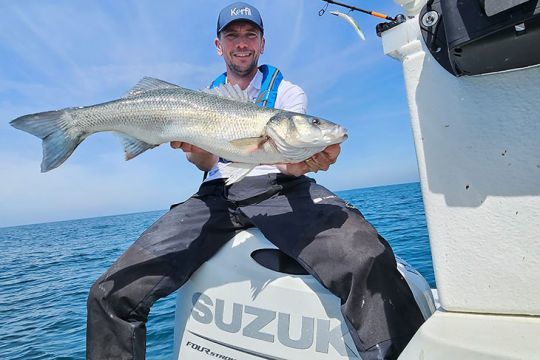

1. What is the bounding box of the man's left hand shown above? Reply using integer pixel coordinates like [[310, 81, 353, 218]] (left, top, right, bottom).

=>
[[276, 144, 341, 176]]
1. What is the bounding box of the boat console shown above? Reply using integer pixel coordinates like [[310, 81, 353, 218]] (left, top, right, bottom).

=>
[[382, 0, 540, 358]]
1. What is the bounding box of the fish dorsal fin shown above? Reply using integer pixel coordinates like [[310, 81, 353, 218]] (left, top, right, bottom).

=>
[[202, 84, 250, 103], [124, 77, 181, 98]]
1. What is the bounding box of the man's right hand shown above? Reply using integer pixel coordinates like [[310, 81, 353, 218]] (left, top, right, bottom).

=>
[[170, 141, 218, 171]]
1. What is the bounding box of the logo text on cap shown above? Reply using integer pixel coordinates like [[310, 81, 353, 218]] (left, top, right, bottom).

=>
[[231, 7, 252, 17]]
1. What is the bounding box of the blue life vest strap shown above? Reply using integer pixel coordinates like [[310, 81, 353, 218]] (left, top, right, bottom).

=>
[[256, 65, 283, 109], [209, 64, 283, 109], [209, 73, 227, 90]]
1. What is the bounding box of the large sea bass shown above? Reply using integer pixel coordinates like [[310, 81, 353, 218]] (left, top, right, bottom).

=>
[[10, 77, 347, 183]]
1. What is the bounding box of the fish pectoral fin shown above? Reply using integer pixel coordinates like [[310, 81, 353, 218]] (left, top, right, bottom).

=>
[[202, 84, 250, 103], [229, 136, 268, 153], [117, 134, 158, 160], [124, 77, 181, 98], [225, 163, 257, 185]]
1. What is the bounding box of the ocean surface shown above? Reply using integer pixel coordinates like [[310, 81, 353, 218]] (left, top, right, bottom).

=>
[[0, 182, 433, 359]]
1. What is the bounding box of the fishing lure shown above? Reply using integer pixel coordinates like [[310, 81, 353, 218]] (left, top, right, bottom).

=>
[[331, 10, 366, 41]]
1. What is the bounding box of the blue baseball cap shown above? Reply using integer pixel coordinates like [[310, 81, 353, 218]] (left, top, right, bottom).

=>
[[217, 2, 264, 35]]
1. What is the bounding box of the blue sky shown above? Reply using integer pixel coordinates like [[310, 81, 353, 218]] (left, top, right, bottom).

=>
[[0, 0, 419, 227]]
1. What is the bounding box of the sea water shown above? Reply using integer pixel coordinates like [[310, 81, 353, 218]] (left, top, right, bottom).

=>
[[0, 182, 433, 359]]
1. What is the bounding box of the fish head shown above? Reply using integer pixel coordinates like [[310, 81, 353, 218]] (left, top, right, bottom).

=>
[[266, 112, 348, 161]]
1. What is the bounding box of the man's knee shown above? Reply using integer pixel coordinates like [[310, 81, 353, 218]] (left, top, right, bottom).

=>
[[87, 269, 155, 324], [87, 275, 109, 312], [328, 227, 397, 284]]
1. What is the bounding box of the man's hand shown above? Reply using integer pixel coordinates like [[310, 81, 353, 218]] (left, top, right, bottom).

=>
[[170, 141, 208, 154], [276, 143, 341, 176], [170, 141, 218, 171]]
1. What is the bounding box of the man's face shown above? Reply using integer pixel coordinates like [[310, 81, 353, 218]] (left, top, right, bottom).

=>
[[215, 21, 265, 78]]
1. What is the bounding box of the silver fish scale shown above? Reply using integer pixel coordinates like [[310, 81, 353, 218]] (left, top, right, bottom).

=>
[[69, 88, 285, 163]]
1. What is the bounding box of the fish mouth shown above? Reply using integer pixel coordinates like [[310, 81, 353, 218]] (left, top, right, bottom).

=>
[[323, 127, 348, 144]]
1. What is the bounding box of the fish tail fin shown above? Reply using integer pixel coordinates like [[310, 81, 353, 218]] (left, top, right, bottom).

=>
[[10, 110, 83, 172]]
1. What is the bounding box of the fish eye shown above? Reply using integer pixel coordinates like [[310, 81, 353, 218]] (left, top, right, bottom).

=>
[[311, 118, 321, 125]]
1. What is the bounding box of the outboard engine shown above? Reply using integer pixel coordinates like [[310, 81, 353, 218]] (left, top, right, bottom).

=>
[[173, 229, 435, 359]]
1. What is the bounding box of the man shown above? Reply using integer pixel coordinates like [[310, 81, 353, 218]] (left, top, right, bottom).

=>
[[86, 2, 424, 359]]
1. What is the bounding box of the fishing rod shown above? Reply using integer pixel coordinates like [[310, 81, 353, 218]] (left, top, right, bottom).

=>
[[320, 0, 397, 21]]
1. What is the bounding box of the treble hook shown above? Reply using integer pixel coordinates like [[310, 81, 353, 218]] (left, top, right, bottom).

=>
[[319, 2, 329, 16]]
